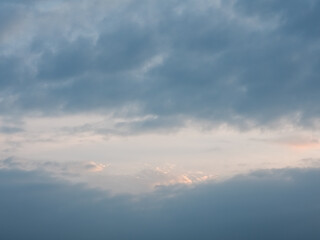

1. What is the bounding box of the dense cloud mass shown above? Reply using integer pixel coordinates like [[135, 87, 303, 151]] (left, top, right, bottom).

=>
[[1, 167, 320, 239], [1, 2, 319, 238], [0, 0, 320, 130]]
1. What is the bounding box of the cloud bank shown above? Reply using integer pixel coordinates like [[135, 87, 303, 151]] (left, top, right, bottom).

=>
[[1, 167, 320, 239], [0, 0, 320, 131]]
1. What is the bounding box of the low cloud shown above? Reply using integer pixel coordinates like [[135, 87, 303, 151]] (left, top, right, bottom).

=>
[[0, 157, 212, 194], [84, 161, 107, 172], [0, 126, 24, 134], [1, 167, 320, 239]]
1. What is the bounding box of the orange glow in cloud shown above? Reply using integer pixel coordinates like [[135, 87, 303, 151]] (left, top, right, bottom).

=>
[[280, 138, 320, 151], [290, 142, 320, 150], [271, 134, 320, 151], [85, 161, 107, 172]]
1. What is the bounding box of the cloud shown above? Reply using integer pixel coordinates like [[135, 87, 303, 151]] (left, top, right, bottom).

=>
[[84, 161, 107, 172], [0, 157, 107, 176], [0, 125, 24, 134], [1, 167, 320, 239], [253, 134, 320, 150], [0, 157, 212, 194], [0, 0, 320, 131], [301, 158, 320, 167]]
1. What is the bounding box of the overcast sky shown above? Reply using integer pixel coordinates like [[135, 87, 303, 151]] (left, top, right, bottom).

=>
[[1, 0, 320, 238]]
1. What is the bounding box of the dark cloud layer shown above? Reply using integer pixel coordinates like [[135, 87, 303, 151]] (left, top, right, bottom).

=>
[[1, 0, 320, 129], [1, 167, 320, 239]]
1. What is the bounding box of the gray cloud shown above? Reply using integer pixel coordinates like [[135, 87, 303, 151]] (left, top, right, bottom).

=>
[[0, 0, 320, 130], [1, 167, 320, 239], [0, 125, 23, 134]]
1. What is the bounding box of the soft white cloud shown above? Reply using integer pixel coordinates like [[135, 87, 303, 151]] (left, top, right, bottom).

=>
[[85, 161, 107, 172]]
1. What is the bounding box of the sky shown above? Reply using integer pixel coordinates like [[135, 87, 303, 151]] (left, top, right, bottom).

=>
[[1, 0, 320, 238]]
